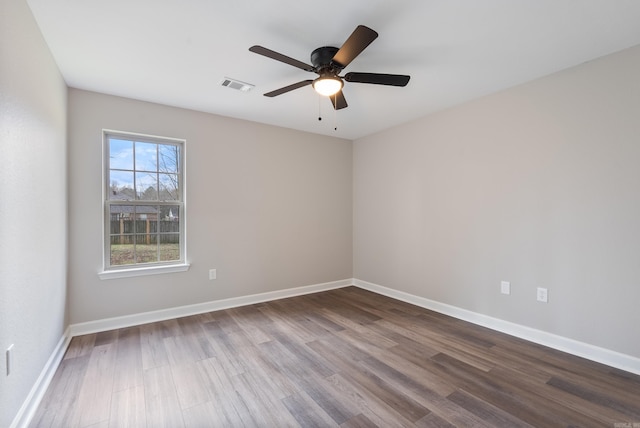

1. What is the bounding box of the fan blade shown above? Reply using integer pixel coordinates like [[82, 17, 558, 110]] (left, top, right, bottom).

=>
[[329, 90, 348, 110], [249, 46, 314, 72], [264, 80, 313, 97], [345, 72, 410, 86], [332, 25, 378, 68]]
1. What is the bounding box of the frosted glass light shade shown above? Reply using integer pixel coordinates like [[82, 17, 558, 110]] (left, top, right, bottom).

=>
[[313, 76, 343, 96]]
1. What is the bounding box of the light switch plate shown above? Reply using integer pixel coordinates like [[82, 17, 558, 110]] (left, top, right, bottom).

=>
[[6, 344, 14, 376]]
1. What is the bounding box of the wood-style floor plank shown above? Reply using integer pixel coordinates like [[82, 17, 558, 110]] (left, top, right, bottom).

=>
[[71, 343, 117, 427], [195, 357, 249, 426], [282, 389, 342, 427], [29, 355, 90, 428], [31, 287, 640, 427], [139, 321, 171, 371], [143, 364, 184, 428], [325, 372, 416, 428], [108, 385, 146, 428], [112, 327, 143, 392]]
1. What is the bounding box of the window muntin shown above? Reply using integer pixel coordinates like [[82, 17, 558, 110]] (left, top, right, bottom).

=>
[[104, 131, 185, 271]]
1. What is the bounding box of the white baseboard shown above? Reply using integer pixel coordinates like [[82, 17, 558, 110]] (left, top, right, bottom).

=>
[[352, 278, 640, 376], [10, 328, 72, 428], [69, 278, 353, 337]]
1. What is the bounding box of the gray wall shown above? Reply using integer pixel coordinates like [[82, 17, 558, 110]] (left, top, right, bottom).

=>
[[354, 44, 640, 359], [0, 0, 68, 426], [67, 89, 353, 324]]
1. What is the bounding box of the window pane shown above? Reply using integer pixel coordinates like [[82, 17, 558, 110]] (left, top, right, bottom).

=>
[[159, 173, 179, 201], [136, 172, 158, 200], [110, 245, 135, 266], [159, 235, 180, 262], [109, 139, 133, 170], [135, 142, 158, 172], [158, 144, 179, 173], [110, 233, 134, 245], [109, 170, 135, 200], [110, 205, 134, 225], [109, 207, 135, 265], [159, 205, 180, 223], [134, 207, 158, 233], [159, 205, 180, 262], [135, 235, 158, 263]]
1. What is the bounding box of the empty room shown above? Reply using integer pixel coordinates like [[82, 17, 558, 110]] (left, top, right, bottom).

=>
[[2, 0, 640, 426]]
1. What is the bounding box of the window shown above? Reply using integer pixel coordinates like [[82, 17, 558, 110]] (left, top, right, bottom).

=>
[[101, 130, 188, 278]]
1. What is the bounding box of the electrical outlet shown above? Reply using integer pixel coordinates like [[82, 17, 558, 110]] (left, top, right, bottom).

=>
[[6, 344, 14, 376], [537, 287, 548, 303], [500, 281, 511, 295], [209, 269, 217, 280]]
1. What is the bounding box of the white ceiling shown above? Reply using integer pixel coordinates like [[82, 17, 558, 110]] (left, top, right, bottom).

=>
[[27, 0, 640, 140]]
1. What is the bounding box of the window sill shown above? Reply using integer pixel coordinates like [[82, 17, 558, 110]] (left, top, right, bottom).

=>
[[98, 263, 191, 280]]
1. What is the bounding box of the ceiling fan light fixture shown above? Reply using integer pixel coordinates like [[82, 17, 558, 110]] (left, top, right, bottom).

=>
[[313, 75, 343, 96], [250, 25, 409, 110]]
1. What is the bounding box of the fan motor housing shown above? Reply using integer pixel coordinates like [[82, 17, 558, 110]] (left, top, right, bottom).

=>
[[311, 46, 341, 71]]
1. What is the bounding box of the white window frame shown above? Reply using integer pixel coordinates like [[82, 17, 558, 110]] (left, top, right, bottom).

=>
[[99, 130, 189, 280]]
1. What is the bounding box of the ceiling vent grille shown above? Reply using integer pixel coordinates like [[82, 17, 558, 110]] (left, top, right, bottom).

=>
[[220, 77, 254, 92]]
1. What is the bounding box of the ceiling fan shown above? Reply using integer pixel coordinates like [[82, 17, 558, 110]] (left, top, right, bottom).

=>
[[249, 25, 410, 110]]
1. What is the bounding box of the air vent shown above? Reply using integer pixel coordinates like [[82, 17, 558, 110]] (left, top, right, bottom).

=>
[[219, 77, 254, 92]]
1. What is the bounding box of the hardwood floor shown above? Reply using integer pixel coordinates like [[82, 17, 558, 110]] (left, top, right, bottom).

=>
[[31, 287, 640, 427]]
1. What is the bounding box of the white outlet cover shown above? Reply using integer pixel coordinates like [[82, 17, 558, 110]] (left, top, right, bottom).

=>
[[209, 269, 217, 280], [537, 287, 548, 303], [500, 281, 510, 295]]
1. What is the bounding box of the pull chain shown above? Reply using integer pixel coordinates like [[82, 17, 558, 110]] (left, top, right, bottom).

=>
[[317, 94, 338, 131]]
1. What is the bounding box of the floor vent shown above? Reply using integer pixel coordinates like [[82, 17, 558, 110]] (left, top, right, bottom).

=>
[[220, 77, 254, 92]]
